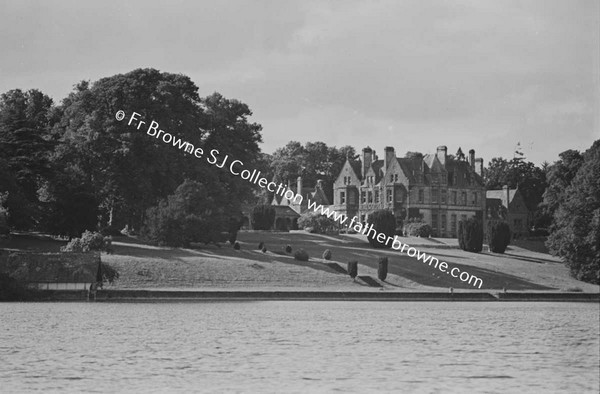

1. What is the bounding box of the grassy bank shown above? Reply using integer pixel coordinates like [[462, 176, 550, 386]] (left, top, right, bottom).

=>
[[2, 231, 599, 292]]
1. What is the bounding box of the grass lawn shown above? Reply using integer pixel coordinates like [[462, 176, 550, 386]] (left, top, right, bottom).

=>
[[2, 231, 598, 292]]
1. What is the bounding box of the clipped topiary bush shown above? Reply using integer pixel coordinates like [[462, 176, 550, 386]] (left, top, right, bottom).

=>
[[458, 218, 483, 253], [285, 245, 292, 254], [367, 210, 396, 248], [233, 241, 240, 250], [487, 220, 511, 253], [252, 205, 276, 230], [294, 249, 309, 261], [347, 260, 358, 279], [378, 256, 388, 281], [322, 249, 332, 260], [403, 218, 432, 237], [258, 242, 264, 250], [261, 246, 267, 253]]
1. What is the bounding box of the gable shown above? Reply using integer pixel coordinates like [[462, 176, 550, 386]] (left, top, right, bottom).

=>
[[334, 159, 361, 188]]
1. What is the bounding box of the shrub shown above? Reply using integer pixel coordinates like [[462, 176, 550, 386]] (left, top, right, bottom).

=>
[[258, 242, 264, 250], [262, 247, 267, 253], [61, 231, 112, 253], [347, 260, 358, 279], [99, 262, 120, 285], [294, 249, 309, 261], [322, 249, 332, 260], [233, 242, 240, 250], [252, 205, 276, 230], [403, 218, 432, 237], [458, 218, 483, 253], [298, 212, 337, 234], [367, 210, 396, 248], [0, 273, 33, 301], [487, 220, 511, 253], [285, 245, 292, 254], [140, 180, 227, 247], [378, 256, 388, 281]]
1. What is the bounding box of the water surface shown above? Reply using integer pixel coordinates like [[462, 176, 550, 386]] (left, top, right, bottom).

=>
[[1, 302, 598, 393]]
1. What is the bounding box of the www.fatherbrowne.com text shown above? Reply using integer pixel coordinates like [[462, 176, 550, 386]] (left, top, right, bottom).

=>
[[118, 110, 484, 289]]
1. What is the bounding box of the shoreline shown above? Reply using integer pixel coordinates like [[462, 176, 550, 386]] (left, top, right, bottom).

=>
[[19, 289, 600, 302]]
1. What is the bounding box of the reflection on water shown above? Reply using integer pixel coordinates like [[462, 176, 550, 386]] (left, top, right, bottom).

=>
[[1, 302, 598, 393]]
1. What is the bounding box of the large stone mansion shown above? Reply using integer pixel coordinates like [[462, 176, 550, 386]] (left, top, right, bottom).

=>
[[332, 145, 486, 237]]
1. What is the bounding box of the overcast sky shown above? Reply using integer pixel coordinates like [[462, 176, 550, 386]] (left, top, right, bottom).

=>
[[1, 0, 598, 164]]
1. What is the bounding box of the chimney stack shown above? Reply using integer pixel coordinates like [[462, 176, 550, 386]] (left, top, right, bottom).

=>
[[297, 176, 302, 194], [384, 146, 395, 170], [362, 147, 373, 179], [503, 185, 510, 210], [468, 149, 475, 169], [436, 146, 447, 166], [474, 158, 483, 177]]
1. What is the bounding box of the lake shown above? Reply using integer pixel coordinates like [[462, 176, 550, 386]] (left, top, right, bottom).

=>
[[1, 302, 598, 393]]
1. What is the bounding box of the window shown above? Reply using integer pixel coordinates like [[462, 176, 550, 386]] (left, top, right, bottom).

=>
[[461, 214, 467, 222], [432, 188, 438, 203], [452, 191, 457, 205], [472, 192, 478, 205], [361, 190, 366, 203], [441, 173, 447, 184], [394, 174, 398, 182], [451, 214, 457, 235], [360, 214, 366, 224], [375, 190, 380, 203], [461, 192, 467, 206], [390, 174, 394, 182], [395, 189, 403, 203], [432, 213, 438, 229], [387, 189, 393, 203], [448, 171, 454, 186], [441, 189, 447, 204], [441, 214, 446, 231], [340, 191, 345, 204], [368, 191, 373, 203], [418, 189, 424, 203]]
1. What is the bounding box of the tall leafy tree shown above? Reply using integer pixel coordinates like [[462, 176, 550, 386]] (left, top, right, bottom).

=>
[[542, 149, 584, 221], [0, 89, 56, 229], [484, 156, 547, 226], [269, 141, 356, 202], [546, 140, 600, 284], [51, 69, 263, 232]]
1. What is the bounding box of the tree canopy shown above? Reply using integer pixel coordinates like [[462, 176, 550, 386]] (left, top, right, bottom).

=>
[[545, 141, 599, 284]]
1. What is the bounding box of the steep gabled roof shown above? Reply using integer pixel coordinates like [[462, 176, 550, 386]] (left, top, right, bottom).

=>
[[486, 189, 518, 207], [348, 158, 362, 181], [396, 158, 419, 183]]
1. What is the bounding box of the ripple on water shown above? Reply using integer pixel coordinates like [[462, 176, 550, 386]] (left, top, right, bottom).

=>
[[0, 301, 598, 393]]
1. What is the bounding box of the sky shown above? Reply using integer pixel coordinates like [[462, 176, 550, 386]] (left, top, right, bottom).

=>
[[1, 0, 598, 165]]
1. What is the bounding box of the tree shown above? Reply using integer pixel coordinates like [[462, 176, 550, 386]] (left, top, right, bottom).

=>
[[458, 218, 483, 253], [487, 220, 511, 254], [542, 149, 584, 222], [52, 69, 263, 233], [269, 141, 356, 202], [141, 180, 227, 247], [367, 210, 396, 248], [0, 89, 56, 229], [251, 205, 276, 230], [485, 156, 547, 227], [546, 140, 600, 284]]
